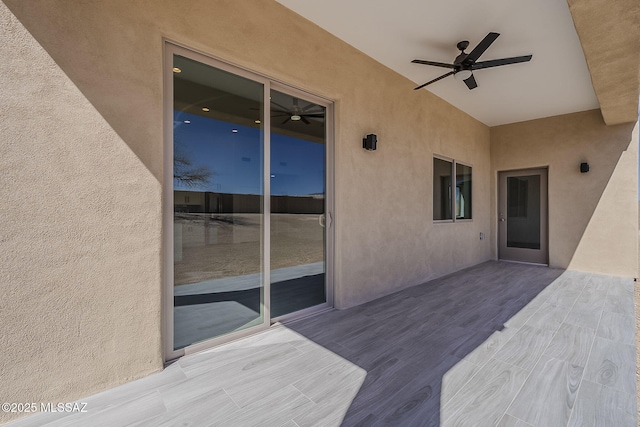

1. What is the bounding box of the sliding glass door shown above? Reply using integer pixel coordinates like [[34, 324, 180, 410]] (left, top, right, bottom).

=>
[[171, 54, 267, 351], [269, 89, 327, 319], [165, 45, 332, 358]]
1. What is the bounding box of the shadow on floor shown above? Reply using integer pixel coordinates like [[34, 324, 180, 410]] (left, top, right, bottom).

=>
[[285, 261, 564, 426], [174, 273, 325, 317]]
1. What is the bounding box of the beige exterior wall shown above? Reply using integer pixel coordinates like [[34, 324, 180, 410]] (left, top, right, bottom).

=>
[[0, 0, 492, 421], [491, 111, 638, 275], [2, 0, 636, 422]]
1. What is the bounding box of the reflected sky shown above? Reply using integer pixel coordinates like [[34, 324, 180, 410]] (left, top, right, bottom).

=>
[[174, 111, 324, 196]]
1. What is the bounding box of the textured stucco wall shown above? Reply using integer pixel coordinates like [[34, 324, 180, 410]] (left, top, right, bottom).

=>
[[566, 0, 640, 125], [0, 0, 491, 421], [0, 2, 163, 425], [491, 111, 638, 276]]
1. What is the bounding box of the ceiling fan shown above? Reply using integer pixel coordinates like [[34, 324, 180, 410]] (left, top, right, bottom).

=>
[[412, 32, 532, 90], [269, 98, 325, 125]]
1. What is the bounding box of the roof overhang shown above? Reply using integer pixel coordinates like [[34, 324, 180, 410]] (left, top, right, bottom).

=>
[[567, 0, 640, 125]]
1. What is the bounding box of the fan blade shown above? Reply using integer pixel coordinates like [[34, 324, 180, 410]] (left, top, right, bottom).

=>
[[411, 59, 455, 69], [271, 101, 289, 111], [270, 109, 290, 114], [301, 116, 310, 125], [414, 71, 455, 90], [302, 103, 321, 112], [464, 32, 500, 64], [472, 55, 532, 70], [463, 74, 478, 90], [281, 117, 291, 125], [302, 114, 325, 118]]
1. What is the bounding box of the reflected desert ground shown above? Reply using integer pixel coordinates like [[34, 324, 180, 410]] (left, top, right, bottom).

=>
[[174, 213, 324, 286]]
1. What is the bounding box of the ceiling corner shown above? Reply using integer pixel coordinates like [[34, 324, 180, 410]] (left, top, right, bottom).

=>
[[567, 0, 640, 125]]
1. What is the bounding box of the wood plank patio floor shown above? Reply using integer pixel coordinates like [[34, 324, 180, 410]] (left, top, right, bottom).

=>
[[8, 261, 637, 426]]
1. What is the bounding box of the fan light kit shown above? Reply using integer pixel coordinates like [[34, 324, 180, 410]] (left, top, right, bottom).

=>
[[454, 70, 472, 81], [412, 32, 532, 90], [253, 97, 325, 125]]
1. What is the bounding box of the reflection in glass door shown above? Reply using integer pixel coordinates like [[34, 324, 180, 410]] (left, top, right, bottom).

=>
[[166, 46, 333, 357], [269, 90, 327, 318], [498, 168, 548, 264], [172, 54, 266, 350]]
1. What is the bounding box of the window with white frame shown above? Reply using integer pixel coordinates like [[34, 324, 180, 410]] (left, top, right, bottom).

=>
[[433, 156, 472, 221]]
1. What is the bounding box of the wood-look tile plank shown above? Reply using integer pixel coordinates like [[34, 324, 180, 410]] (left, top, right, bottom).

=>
[[493, 325, 555, 370], [524, 302, 572, 331], [223, 346, 339, 407], [503, 299, 544, 329], [342, 338, 406, 371], [151, 389, 239, 427], [181, 342, 302, 378], [361, 353, 452, 426], [603, 293, 635, 316], [567, 379, 637, 427], [606, 277, 634, 297], [341, 412, 380, 427], [497, 414, 534, 427], [336, 311, 421, 352], [596, 311, 635, 345], [561, 271, 592, 291], [341, 359, 424, 418], [292, 360, 366, 403], [293, 378, 364, 427], [551, 287, 583, 307], [211, 385, 313, 427], [583, 337, 636, 395], [583, 276, 609, 293], [575, 287, 608, 306], [157, 372, 228, 410], [440, 358, 482, 405], [441, 358, 529, 426], [543, 323, 595, 367], [564, 301, 604, 330], [463, 327, 518, 366], [374, 382, 441, 427], [506, 356, 582, 426]]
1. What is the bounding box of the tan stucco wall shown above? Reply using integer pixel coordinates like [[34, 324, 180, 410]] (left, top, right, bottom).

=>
[[566, 0, 640, 125], [0, 3, 163, 425], [0, 0, 492, 421], [491, 111, 638, 276]]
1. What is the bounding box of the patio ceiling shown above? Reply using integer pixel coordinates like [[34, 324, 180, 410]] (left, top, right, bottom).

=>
[[275, 0, 640, 126]]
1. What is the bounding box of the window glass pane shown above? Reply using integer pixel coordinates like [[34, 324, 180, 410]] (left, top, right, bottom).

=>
[[506, 175, 541, 249], [269, 90, 326, 317], [455, 164, 472, 219], [433, 158, 452, 220], [173, 54, 264, 350]]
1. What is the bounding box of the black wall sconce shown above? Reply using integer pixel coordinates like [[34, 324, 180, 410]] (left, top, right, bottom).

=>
[[363, 134, 377, 151], [580, 162, 589, 173]]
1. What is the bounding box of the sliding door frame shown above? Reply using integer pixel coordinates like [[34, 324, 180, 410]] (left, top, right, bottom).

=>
[[163, 41, 334, 362], [269, 82, 335, 324]]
